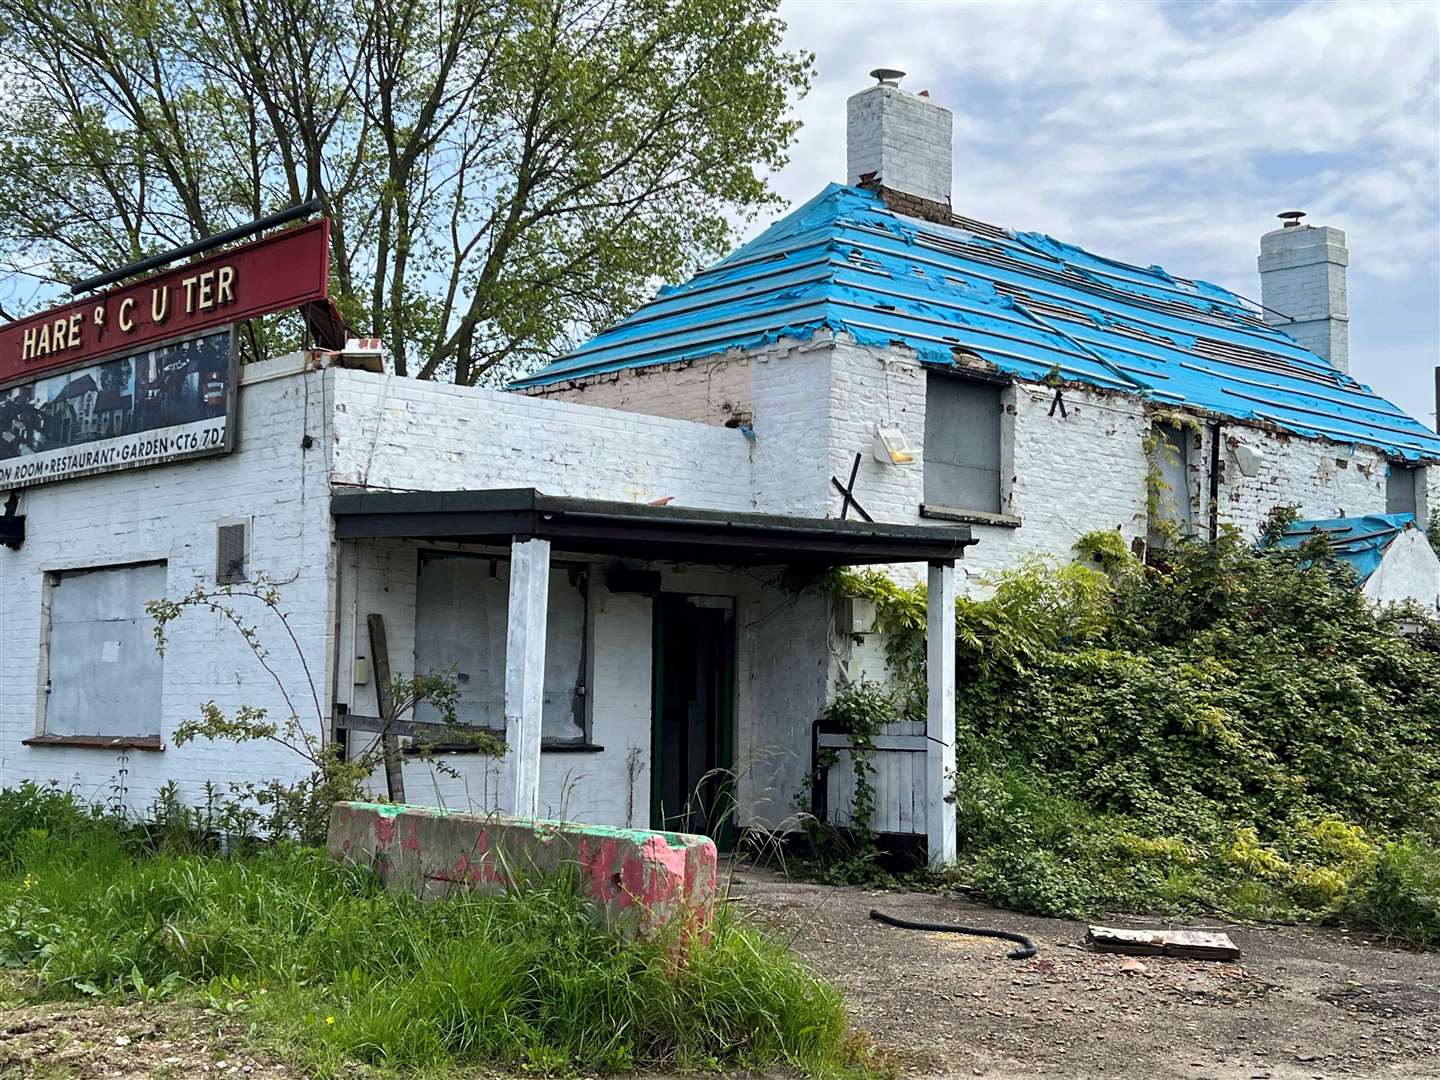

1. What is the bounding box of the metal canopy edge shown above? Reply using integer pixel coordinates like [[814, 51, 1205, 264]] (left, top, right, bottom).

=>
[[331, 487, 973, 566]]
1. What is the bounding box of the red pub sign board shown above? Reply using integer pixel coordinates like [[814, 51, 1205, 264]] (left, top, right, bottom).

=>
[[0, 219, 331, 387]]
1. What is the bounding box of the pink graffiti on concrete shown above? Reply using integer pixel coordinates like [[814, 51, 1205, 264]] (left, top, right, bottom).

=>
[[328, 803, 717, 944], [373, 816, 396, 847]]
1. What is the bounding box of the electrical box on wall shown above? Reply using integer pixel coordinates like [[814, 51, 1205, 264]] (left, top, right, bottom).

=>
[[849, 596, 877, 635]]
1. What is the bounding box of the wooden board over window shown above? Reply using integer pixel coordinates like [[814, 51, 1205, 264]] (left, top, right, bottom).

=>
[[42, 562, 166, 740], [414, 552, 588, 743], [923, 373, 1002, 514]]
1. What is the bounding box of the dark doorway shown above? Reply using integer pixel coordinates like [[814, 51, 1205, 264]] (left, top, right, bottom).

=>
[[652, 594, 736, 843]]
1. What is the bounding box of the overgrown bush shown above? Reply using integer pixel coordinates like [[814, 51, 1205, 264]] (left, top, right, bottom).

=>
[[0, 791, 876, 1078], [1339, 838, 1440, 949], [832, 524, 1440, 947]]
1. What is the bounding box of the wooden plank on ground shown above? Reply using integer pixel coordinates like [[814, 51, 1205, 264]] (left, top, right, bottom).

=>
[[367, 612, 406, 804], [1086, 925, 1240, 961]]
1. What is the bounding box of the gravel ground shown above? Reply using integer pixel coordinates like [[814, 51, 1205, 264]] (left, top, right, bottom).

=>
[[729, 866, 1440, 1079]]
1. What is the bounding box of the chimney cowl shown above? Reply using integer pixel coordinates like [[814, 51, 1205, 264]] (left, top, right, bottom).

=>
[[869, 67, 905, 87], [1278, 209, 1306, 229]]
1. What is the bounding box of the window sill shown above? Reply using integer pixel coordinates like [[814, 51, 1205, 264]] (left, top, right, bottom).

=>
[[24, 735, 163, 751], [920, 504, 1021, 528], [401, 739, 605, 757]]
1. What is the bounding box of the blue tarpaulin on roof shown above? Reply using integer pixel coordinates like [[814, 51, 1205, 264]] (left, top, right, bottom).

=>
[[513, 184, 1440, 461], [1267, 512, 1418, 582]]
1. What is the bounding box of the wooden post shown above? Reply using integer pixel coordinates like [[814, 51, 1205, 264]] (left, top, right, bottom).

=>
[[504, 537, 551, 818], [367, 612, 405, 804], [926, 560, 957, 868]]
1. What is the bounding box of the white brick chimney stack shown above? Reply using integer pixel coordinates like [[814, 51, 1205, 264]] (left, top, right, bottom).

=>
[[1257, 212, 1350, 374], [847, 68, 953, 210]]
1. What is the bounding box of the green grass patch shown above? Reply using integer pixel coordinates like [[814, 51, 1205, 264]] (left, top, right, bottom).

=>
[[0, 784, 876, 1077]]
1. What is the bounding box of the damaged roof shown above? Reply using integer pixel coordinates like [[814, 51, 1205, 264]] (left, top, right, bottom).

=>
[[513, 184, 1440, 461], [1267, 513, 1419, 583]]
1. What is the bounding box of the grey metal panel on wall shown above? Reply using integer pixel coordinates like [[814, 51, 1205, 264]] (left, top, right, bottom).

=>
[[1387, 465, 1419, 518], [923, 374, 1001, 513], [414, 552, 587, 741], [45, 562, 166, 737]]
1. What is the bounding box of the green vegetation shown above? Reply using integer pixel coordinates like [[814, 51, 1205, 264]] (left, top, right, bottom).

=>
[[0, 784, 875, 1077], [798, 678, 900, 884], [826, 523, 1440, 948], [147, 578, 502, 846]]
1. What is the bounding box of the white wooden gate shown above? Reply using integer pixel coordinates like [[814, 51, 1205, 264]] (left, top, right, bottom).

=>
[[819, 719, 927, 835]]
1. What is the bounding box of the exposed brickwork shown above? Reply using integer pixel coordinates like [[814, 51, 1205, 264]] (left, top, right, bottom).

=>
[[865, 183, 954, 225], [519, 354, 757, 428]]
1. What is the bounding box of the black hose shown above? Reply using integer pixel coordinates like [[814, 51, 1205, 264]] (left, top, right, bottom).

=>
[[869, 909, 1038, 960]]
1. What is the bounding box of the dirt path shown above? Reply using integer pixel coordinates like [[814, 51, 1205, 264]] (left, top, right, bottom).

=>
[[0, 1002, 295, 1078], [730, 867, 1440, 1079]]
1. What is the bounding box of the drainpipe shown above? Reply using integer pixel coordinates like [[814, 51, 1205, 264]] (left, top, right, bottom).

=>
[[1209, 422, 1222, 542]]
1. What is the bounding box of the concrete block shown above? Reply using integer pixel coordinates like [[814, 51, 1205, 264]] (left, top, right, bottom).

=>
[[327, 801, 718, 941]]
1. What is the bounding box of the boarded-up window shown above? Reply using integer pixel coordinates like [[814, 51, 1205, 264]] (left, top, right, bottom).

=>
[[414, 552, 588, 742], [923, 374, 1002, 513], [1148, 423, 1192, 543], [44, 562, 166, 738], [1387, 464, 1420, 518]]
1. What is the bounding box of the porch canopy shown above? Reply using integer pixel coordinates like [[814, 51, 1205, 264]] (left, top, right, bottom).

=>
[[331, 487, 973, 566], [331, 487, 973, 866]]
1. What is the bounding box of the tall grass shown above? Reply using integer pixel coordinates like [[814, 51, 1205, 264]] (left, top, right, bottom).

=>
[[0, 784, 874, 1077]]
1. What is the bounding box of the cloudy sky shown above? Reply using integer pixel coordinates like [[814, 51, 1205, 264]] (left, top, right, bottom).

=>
[[754, 0, 1439, 424]]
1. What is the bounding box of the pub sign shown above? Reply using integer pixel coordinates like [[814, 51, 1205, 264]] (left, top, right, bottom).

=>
[[0, 220, 331, 489]]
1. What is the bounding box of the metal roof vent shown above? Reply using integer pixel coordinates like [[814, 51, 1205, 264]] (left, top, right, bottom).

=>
[[1278, 210, 1306, 228], [869, 67, 905, 87]]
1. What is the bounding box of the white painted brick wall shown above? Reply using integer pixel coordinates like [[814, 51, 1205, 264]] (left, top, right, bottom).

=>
[[1259, 225, 1350, 373], [0, 361, 837, 824], [0, 361, 335, 814], [330, 368, 756, 510], [4, 346, 1416, 833], [338, 539, 829, 831], [341, 543, 657, 825], [535, 336, 1418, 590], [846, 84, 953, 206], [515, 337, 838, 517]]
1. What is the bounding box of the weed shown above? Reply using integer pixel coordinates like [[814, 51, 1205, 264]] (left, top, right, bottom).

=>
[[0, 796, 874, 1077]]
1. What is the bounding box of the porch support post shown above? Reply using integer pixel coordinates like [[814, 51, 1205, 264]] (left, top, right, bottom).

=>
[[504, 536, 550, 818], [926, 559, 957, 868]]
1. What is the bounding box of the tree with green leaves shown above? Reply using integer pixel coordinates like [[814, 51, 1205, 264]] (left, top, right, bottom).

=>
[[0, 0, 811, 382]]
